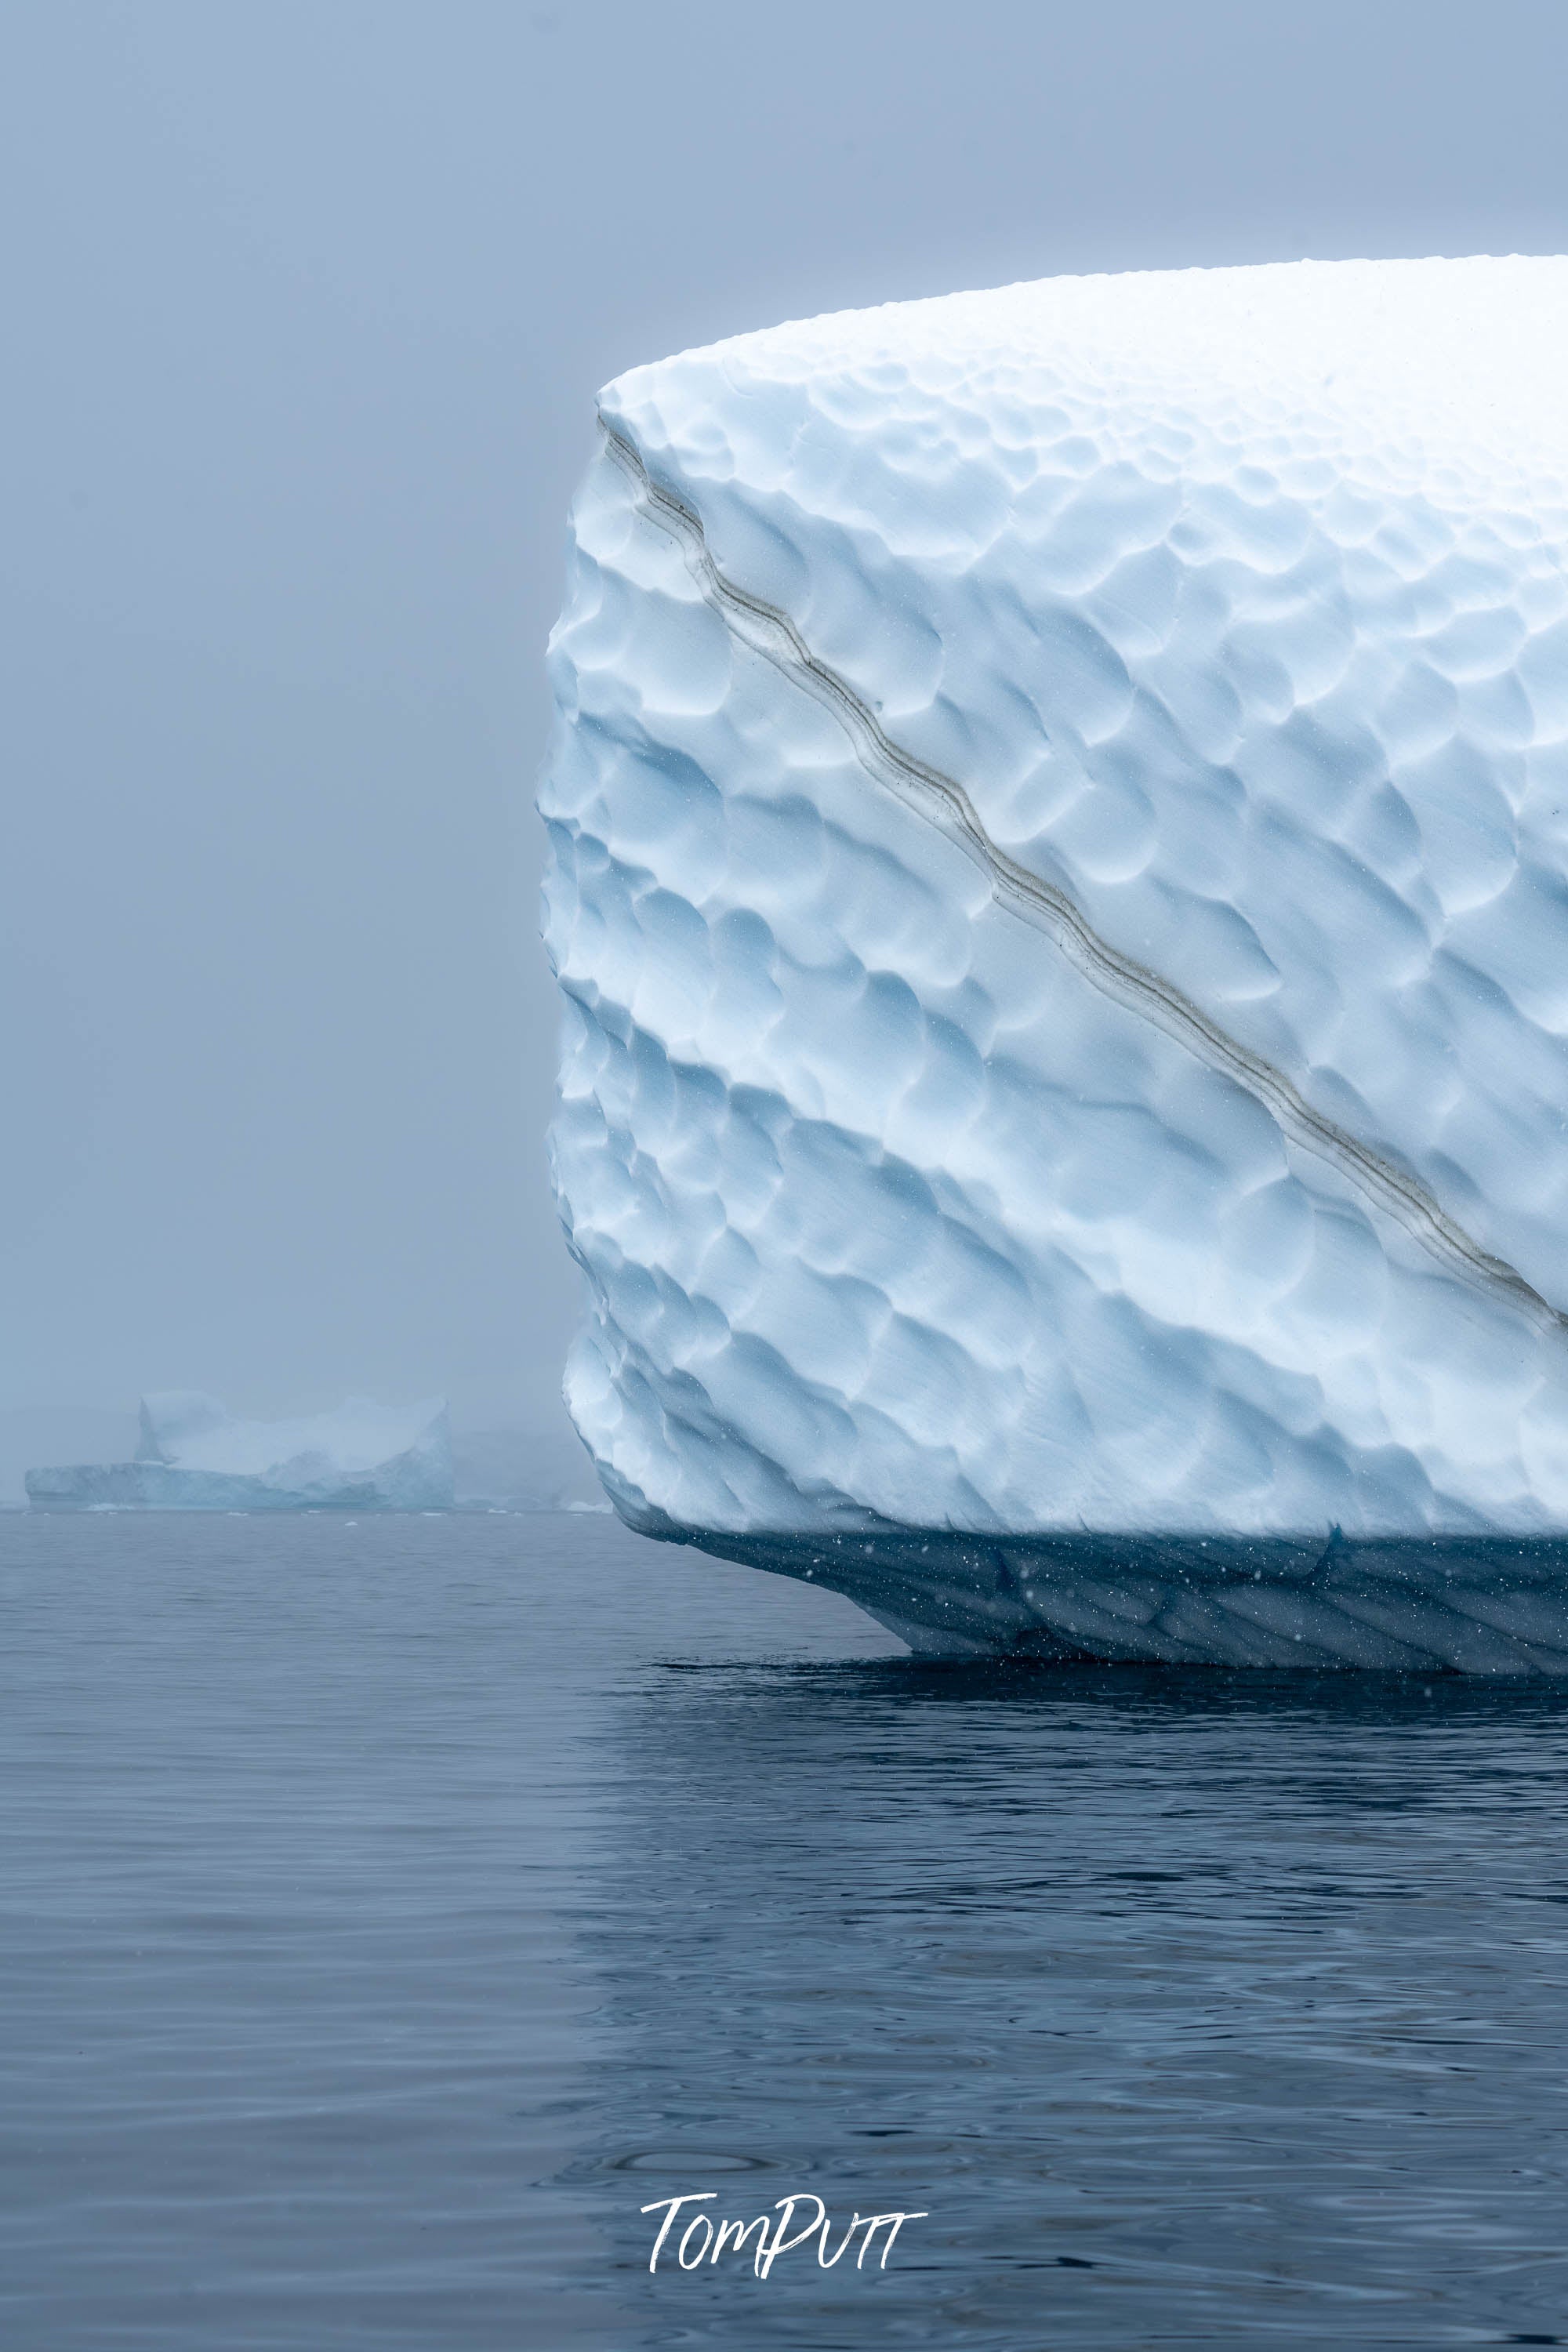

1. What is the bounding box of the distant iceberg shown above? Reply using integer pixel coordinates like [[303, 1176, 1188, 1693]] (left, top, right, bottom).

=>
[[541, 256, 1568, 1670], [26, 1393, 454, 1512]]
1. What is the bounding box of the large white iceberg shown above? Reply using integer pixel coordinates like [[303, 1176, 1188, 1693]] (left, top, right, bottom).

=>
[[26, 1393, 454, 1512], [540, 256, 1568, 1670]]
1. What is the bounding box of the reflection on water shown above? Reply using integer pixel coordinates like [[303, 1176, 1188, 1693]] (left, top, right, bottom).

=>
[[5, 1512, 1568, 2347], [581, 1656, 1568, 2344]]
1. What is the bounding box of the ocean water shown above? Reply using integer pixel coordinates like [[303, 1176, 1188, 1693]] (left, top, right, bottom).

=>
[[5, 1513, 1568, 2349]]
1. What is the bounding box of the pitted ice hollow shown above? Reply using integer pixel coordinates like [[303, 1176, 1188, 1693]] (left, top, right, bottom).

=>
[[541, 258, 1568, 1562]]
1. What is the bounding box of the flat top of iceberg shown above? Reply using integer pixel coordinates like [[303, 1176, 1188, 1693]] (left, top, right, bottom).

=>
[[604, 254, 1568, 484], [137, 1392, 448, 1476]]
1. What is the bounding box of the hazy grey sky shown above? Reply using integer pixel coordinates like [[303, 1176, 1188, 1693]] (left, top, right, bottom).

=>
[[5, 0, 1566, 1432]]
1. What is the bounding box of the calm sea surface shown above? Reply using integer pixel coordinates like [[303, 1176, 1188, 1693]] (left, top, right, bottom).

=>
[[5, 1511, 1568, 2349]]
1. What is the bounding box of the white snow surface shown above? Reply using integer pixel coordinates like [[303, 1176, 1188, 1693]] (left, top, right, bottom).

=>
[[541, 257, 1568, 1612]]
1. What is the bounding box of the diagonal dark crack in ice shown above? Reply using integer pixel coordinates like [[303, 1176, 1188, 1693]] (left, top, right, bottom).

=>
[[599, 414, 1566, 1340]]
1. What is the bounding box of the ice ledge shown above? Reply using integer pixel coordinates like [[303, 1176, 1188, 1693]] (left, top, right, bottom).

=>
[[651, 1523, 1568, 1675]]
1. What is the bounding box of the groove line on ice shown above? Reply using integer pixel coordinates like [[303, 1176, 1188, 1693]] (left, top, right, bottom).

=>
[[599, 416, 1565, 1340]]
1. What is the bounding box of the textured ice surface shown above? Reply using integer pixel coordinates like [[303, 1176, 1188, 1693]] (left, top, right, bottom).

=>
[[540, 256, 1568, 1668], [26, 1394, 454, 1512]]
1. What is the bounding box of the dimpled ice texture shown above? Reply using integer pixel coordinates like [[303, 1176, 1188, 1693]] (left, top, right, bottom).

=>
[[540, 256, 1568, 1669]]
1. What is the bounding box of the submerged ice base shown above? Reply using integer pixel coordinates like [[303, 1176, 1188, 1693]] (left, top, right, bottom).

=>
[[662, 1525, 1568, 1674], [542, 257, 1568, 1668]]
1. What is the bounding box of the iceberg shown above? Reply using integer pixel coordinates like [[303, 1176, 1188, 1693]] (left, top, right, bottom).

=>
[[26, 1393, 454, 1512], [540, 256, 1568, 1671]]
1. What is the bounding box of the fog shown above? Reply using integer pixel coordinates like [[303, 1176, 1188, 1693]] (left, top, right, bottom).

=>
[[4, 0, 1564, 1489]]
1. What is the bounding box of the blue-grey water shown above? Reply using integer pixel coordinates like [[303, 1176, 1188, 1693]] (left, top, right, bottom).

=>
[[5, 1512, 1568, 2349]]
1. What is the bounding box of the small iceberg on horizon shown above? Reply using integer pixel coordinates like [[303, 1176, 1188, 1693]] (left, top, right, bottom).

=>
[[26, 1392, 455, 1513]]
